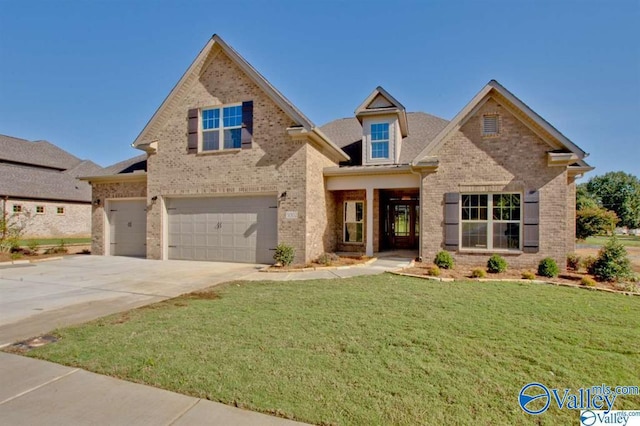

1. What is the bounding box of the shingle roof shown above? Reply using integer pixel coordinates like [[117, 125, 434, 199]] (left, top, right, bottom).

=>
[[88, 154, 147, 177], [0, 163, 92, 202], [0, 134, 82, 170], [320, 112, 449, 165]]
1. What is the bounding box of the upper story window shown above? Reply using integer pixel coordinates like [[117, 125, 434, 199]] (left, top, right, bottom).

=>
[[57, 206, 65, 215], [36, 205, 45, 214], [202, 105, 243, 151], [12, 204, 22, 213], [370, 123, 389, 159], [482, 115, 500, 136]]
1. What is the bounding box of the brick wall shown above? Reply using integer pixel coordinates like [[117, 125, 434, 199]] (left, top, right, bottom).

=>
[[4, 199, 90, 239], [90, 181, 147, 255], [421, 97, 571, 269], [142, 45, 327, 264]]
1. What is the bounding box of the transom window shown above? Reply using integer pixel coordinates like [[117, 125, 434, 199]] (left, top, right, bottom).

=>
[[482, 115, 500, 136], [344, 201, 364, 243], [370, 123, 389, 159], [461, 193, 521, 250], [202, 105, 242, 151]]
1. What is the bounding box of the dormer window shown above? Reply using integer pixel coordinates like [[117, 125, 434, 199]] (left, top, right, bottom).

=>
[[371, 123, 390, 159]]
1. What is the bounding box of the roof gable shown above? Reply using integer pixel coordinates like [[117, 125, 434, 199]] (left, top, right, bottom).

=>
[[133, 35, 315, 149], [413, 80, 590, 166], [355, 86, 409, 137]]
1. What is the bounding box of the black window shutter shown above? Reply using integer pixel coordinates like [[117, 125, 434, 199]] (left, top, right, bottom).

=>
[[523, 190, 540, 253], [444, 192, 459, 251], [187, 108, 198, 153], [241, 101, 253, 149]]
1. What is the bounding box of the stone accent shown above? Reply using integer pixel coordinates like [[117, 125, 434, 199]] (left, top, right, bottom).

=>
[[420, 97, 571, 270], [90, 181, 147, 255], [2, 199, 90, 239]]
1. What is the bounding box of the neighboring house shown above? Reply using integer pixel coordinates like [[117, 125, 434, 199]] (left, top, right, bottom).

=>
[[0, 134, 103, 239], [82, 35, 593, 268]]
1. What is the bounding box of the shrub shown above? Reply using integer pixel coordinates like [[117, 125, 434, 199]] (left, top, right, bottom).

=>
[[316, 252, 339, 266], [521, 271, 535, 280], [426, 265, 441, 277], [434, 251, 454, 269], [581, 276, 597, 287], [538, 257, 559, 278], [591, 237, 633, 282], [273, 243, 295, 266], [26, 240, 39, 255], [576, 206, 618, 240], [566, 253, 581, 271], [583, 256, 597, 274], [471, 268, 486, 278], [487, 254, 507, 273]]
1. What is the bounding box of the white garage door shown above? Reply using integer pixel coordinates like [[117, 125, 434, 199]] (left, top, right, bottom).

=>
[[108, 199, 147, 257], [167, 195, 277, 264]]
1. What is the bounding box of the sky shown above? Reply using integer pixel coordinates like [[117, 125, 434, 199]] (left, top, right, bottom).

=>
[[0, 0, 638, 180]]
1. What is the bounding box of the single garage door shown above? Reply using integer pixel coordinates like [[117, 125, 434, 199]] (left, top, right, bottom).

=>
[[167, 195, 277, 264], [108, 199, 147, 257]]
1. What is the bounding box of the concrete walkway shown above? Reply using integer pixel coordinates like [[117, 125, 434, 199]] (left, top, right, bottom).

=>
[[0, 352, 307, 426], [0, 255, 412, 425]]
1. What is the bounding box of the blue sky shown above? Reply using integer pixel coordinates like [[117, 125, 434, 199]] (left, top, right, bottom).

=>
[[1, 0, 638, 180]]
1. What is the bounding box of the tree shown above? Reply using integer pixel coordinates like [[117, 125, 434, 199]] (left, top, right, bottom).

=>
[[576, 206, 618, 240], [576, 184, 598, 210], [0, 208, 32, 253], [585, 172, 640, 229]]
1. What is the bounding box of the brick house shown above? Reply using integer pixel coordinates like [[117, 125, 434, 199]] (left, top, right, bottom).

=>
[[82, 35, 593, 267], [0, 134, 102, 239]]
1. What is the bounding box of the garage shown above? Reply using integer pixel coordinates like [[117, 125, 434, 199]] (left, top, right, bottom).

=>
[[108, 199, 147, 257], [166, 195, 278, 264]]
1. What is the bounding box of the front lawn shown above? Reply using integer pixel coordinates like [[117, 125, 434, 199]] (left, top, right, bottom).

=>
[[584, 235, 640, 247], [24, 275, 640, 425]]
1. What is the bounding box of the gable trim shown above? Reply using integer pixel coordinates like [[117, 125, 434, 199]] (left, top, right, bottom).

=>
[[132, 35, 329, 150], [412, 80, 589, 165]]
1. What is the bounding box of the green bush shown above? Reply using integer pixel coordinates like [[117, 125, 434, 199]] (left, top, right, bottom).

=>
[[583, 256, 597, 274], [471, 268, 486, 278], [576, 206, 618, 240], [581, 276, 597, 287], [273, 243, 295, 266], [316, 252, 339, 266], [566, 253, 581, 271], [591, 237, 633, 282], [487, 254, 507, 273], [426, 266, 441, 277], [521, 271, 536, 280], [538, 257, 559, 278], [434, 251, 454, 269]]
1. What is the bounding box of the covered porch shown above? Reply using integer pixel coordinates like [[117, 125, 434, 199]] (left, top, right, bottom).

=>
[[325, 167, 421, 258]]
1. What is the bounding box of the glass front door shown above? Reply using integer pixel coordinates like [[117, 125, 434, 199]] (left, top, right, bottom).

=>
[[385, 201, 419, 249]]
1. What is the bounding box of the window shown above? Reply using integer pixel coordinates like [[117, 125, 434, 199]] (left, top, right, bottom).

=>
[[36, 206, 45, 214], [202, 105, 242, 151], [12, 204, 22, 213], [344, 201, 364, 243], [482, 115, 499, 136], [461, 193, 521, 250], [370, 123, 389, 159], [56, 207, 65, 215]]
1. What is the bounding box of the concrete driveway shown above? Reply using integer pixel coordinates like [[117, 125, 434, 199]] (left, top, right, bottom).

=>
[[0, 256, 259, 346]]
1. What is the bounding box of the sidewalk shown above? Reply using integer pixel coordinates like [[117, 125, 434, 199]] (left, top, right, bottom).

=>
[[0, 352, 308, 426]]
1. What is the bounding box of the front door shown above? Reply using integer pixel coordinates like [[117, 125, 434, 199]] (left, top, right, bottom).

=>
[[385, 200, 419, 249]]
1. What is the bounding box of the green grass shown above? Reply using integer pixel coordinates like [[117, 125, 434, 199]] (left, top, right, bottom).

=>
[[18, 237, 91, 246], [26, 275, 640, 425], [584, 235, 640, 247]]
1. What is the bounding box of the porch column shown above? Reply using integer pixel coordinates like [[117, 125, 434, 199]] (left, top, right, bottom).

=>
[[366, 186, 374, 257]]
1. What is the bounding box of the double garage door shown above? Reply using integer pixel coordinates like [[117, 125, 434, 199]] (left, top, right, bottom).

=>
[[167, 195, 277, 264]]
